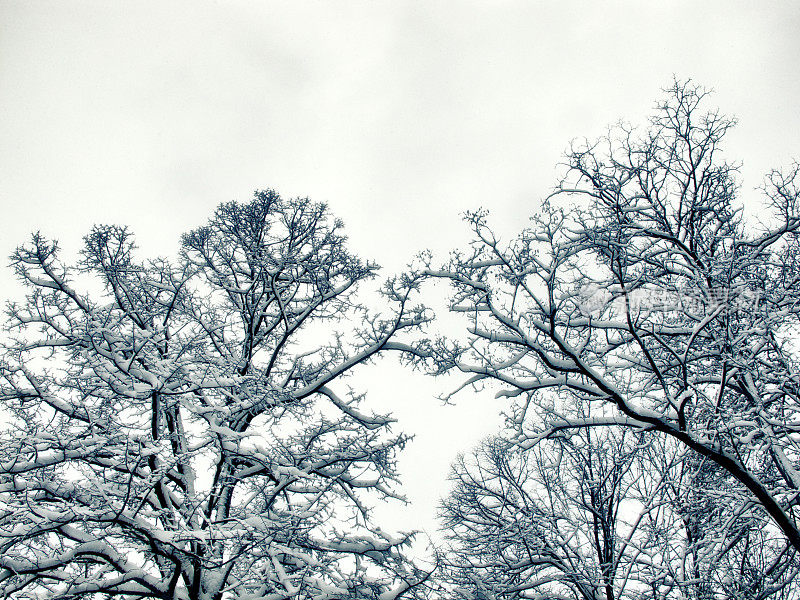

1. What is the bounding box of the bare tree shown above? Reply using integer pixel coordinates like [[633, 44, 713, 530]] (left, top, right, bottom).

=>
[[416, 81, 800, 581], [439, 422, 668, 600], [439, 422, 800, 600], [0, 191, 433, 599], [648, 437, 800, 600]]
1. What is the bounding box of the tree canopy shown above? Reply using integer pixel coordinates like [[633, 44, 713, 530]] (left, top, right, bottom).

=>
[[2, 81, 799, 600], [0, 191, 432, 599], [419, 81, 800, 598]]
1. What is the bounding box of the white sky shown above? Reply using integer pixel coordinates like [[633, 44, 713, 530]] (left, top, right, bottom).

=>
[[2, 1, 799, 543]]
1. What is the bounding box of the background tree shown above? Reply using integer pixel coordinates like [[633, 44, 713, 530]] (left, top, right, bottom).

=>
[[439, 422, 666, 600], [0, 191, 432, 599], [417, 81, 800, 589], [648, 436, 800, 600], [438, 422, 800, 600]]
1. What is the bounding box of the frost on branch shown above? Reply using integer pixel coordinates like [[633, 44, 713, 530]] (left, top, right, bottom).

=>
[[0, 191, 433, 600], [417, 81, 800, 595]]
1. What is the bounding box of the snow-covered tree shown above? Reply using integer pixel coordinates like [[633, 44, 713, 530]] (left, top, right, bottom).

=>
[[0, 191, 433, 599], [417, 81, 800, 580]]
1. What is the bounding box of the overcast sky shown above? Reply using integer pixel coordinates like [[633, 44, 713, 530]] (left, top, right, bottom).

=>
[[2, 1, 799, 541]]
